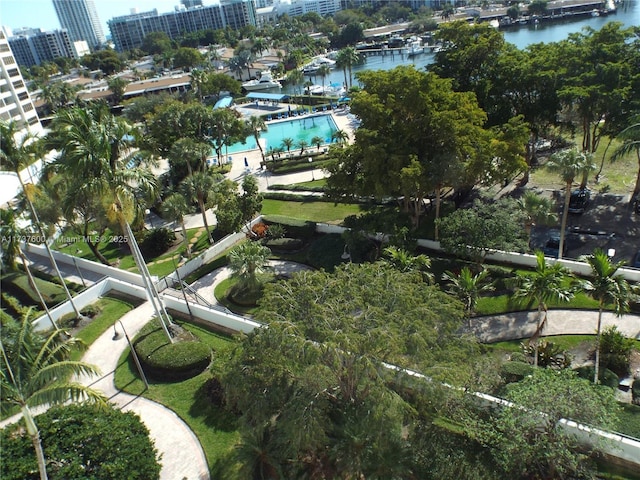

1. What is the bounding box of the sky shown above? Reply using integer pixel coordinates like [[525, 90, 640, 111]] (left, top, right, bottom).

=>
[[0, 0, 217, 36]]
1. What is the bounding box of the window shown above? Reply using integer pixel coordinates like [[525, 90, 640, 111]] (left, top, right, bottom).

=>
[[3, 55, 15, 65], [12, 80, 24, 89]]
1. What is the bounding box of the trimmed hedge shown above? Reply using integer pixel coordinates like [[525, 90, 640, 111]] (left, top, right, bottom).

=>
[[500, 361, 534, 384], [133, 321, 212, 381], [265, 237, 304, 251], [1, 403, 161, 480]]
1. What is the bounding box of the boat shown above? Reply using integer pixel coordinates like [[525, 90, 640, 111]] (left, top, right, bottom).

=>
[[242, 71, 281, 91], [591, 9, 600, 16], [304, 82, 346, 97], [407, 39, 424, 57], [302, 57, 336, 75]]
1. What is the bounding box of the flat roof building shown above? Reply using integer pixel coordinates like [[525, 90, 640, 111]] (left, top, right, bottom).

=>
[[108, 0, 257, 52], [8, 28, 77, 68]]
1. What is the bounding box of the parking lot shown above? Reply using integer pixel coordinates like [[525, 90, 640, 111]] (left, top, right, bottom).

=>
[[530, 190, 640, 267]]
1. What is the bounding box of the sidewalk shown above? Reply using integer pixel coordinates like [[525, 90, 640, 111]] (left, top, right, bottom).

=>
[[468, 309, 640, 343], [77, 302, 210, 480]]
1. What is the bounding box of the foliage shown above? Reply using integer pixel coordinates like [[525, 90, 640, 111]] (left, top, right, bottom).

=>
[[499, 360, 534, 384], [467, 368, 620, 480], [599, 325, 634, 376], [521, 340, 571, 369], [79, 50, 124, 75], [633, 381, 640, 406], [265, 237, 304, 251], [228, 242, 272, 294], [575, 366, 620, 389], [140, 227, 176, 258], [0, 403, 161, 480], [437, 197, 528, 262], [133, 321, 212, 381], [442, 266, 494, 319], [262, 214, 316, 239], [305, 233, 345, 271]]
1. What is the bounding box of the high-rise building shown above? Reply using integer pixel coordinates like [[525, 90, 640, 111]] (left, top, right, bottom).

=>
[[108, 0, 256, 52], [52, 0, 105, 50], [8, 28, 77, 68], [0, 28, 41, 134]]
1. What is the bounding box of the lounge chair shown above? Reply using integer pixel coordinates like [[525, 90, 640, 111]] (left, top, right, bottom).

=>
[[277, 113, 282, 119], [267, 115, 272, 121], [322, 105, 327, 112]]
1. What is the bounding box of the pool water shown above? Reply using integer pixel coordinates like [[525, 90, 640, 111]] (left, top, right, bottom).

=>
[[225, 114, 338, 154]]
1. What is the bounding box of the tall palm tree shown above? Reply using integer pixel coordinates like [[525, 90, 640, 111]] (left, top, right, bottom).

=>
[[228, 242, 271, 294], [296, 139, 309, 155], [189, 68, 208, 101], [580, 249, 633, 384], [442, 267, 494, 326], [286, 68, 304, 95], [46, 104, 174, 341], [1, 120, 82, 320], [0, 208, 56, 328], [1, 310, 105, 480], [181, 172, 219, 245], [161, 193, 192, 258], [545, 148, 595, 259], [611, 121, 640, 207], [335, 47, 361, 89], [518, 191, 557, 248], [512, 251, 574, 367], [246, 116, 266, 162], [304, 80, 313, 109], [317, 64, 331, 94]]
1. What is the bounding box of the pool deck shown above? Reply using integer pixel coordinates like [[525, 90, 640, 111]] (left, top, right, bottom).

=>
[[226, 109, 356, 190]]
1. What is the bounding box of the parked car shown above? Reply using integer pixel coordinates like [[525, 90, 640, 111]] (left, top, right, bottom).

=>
[[542, 231, 568, 258], [568, 188, 591, 214]]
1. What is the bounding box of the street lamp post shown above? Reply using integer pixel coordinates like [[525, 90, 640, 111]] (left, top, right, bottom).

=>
[[308, 157, 314, 181]]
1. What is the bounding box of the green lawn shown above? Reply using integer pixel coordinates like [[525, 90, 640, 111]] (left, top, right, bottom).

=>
[[70, 295, 138, 361], [261, 198, 362, 224], [54, 227, 213, 277], [113, 321, 240, 474], [529, 135, 638, 195]]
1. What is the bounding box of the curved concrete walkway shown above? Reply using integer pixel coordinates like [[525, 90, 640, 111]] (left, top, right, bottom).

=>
[[468, 309, 640, 343], [77, 301, 210, 480]]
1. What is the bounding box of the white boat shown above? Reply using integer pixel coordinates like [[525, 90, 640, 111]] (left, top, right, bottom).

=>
[[407, 39, 424, 57], [302, 56, 336, 75], [242, 71, 281, 91], [304, 82, 346, 97]]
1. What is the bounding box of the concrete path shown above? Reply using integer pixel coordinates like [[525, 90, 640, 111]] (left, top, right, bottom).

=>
[[469, 309, 640, 343], [77, 302, 210, 480]]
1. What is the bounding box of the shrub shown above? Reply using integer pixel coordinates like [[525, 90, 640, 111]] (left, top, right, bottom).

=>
[[575, 366, 619, 389], [262, 215, 316, 239], [306, 233, 345, 272], [521, 340, 571, 369], [0, 403, 161, 480], [632, 379, 640, 406], [251, 222, 269, 239], [140, 227, 176, 258], [266, 223, 285, 240], [204, 376, 227, 408], [80, 302, 102, 318], [265, 237, 304, 251], [133, 321, 212, 381], [500, 361, 534, 384], [599, 325, 633, 376]]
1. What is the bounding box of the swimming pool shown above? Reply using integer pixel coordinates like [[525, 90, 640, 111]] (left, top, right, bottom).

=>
[[225, 114, 338, 154]]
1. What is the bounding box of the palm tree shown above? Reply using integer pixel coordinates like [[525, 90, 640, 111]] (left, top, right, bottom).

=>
[[335, 47, 361, 89], [181, 172, 218, 245], [189, 68, 208, 101], [580, 249, 633, 384], [281, 137, 294, 156], [311, 136, 324, 151], [331, 129, 349, 145], [383, 246, 434, 284], [317, 64, 331, 94], [1, 310, 106, 480], [296, 139, 309, 155], [512, 251, 574, 367], [286, 68, 304, 95], [611, 121, 640, 207], [228, 242, 271, 293], [46, 104, 174, 341], [161, 193, 192, 258], [545, 148, 595, 259], [518, 191, 557, 247], [0, 208, 56, 328], [304, 79, 313, 109], [442, 267, 494, 326], [1, 120, 82, 320], [247, 116, 266, 162]]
